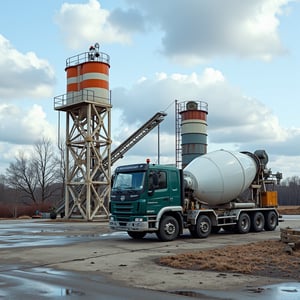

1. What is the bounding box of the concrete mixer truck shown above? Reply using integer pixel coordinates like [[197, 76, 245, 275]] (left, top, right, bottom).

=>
[[109, 149, 282, 241]]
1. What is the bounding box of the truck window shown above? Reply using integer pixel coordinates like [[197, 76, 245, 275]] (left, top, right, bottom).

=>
[[148, 170, 167, 190], [157, 171, 167, 189], [170, 170, 178, 191], [113, 172, 145, 190]]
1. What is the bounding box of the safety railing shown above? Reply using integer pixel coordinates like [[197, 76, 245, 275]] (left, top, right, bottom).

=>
[[54, 90, 109, 110], [66, 51, 110, 67]]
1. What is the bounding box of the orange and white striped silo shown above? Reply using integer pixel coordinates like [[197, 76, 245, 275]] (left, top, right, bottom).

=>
[[65, 43, 110, 105], [180, 101, 208, 168]]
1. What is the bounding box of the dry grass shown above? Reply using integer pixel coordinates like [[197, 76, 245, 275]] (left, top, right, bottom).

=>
[[278, 206, 300, 215], [159, 206, 300, 279], [159, 240, 300, 280]]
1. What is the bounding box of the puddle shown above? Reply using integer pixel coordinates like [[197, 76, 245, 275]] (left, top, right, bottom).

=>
[[0, 267, 90, 298], [172, 282, 300, 299], [0, 267, 182, 300], [46, 287, 85, 297], [0, 219, 128, 249]]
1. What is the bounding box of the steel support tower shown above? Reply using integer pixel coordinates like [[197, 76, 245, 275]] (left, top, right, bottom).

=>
[[54, 44, 111, 221]]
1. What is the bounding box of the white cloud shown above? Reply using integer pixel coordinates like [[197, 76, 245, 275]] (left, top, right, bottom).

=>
[[270, 154, 300, 179], [0, 35, 55, 100], [55, 0, 131, 49], [110, 69, 300, 178], [1, 143, 32, 162], [54, 1, 292, 61], [119, 0, 291, 64], [0, 104, 56, 145], [0, 103, 57, 173]]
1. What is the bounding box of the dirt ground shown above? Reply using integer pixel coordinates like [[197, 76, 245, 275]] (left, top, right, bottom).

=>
[[160, 206, 300, 280]]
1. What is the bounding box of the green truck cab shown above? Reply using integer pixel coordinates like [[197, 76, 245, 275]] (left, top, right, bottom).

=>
[[109, 163, 184, 241]]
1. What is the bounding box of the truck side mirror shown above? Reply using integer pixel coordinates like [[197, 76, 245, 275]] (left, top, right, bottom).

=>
[[111, 174, 115, 187], [148, 172, 158, 196]]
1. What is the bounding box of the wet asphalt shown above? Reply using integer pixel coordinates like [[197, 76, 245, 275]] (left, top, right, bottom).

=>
[[0, 217, 299, 299]]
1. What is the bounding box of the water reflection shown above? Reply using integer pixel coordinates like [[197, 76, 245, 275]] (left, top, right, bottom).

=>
[[173, 282, 300, 300]]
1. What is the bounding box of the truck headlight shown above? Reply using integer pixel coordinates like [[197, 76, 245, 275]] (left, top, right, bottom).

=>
[[109, 216, 115, 221], [134, 217, 143, 222]]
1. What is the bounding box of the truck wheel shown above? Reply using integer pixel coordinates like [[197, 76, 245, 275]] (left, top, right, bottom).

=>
[[264, 211, 278, 231], [236, 213, 251, 234], [251, 212, 265, 232], [156, 215, 179, 242], [127, 231, 146, 239], [195, 215, 211, 238]]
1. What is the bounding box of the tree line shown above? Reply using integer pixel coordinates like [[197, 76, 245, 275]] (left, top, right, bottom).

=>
[[0, 138, 299, 218], [0, 138, 65, 218], [277, 176, 300, 206]]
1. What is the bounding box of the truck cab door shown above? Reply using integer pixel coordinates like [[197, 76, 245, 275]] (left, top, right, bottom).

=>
[[169, 170, 181, 205], [147, 170, 171, 214]]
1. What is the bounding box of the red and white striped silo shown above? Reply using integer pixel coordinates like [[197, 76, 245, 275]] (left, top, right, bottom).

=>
[[180, 101, 208, 168], [65, 43, 110, 105]]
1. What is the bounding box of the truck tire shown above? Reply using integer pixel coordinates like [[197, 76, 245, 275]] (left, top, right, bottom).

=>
[[251, 212, 265, 232], [127, 231, 146, 239], [236, 213, 251, 234], [156, 215, 179, 242], [195, 215, 211, 238], [264, 211, 278, 231]]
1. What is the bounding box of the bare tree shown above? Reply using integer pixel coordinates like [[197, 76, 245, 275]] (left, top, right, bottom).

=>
[[278, 176, 300, 205], [5, 138, 62, 205], [6, 151, 38, 203], [33, 138, 61, 203]]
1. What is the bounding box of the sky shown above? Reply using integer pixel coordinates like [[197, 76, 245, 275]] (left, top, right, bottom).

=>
[[0, 0, 299, 180]]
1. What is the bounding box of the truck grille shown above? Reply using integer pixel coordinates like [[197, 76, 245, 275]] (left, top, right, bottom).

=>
[[112, 202, 134, 222], [114, 202, 133, 213]]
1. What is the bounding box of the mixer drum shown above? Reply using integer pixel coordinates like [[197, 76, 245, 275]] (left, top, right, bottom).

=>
[[183, 149, 258, 206]]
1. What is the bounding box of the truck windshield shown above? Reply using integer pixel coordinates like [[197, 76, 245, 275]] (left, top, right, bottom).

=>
[[112, 171, 145, 191]]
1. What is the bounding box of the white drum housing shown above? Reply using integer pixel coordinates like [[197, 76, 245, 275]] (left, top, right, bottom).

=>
[[183, 149, 258, 206]]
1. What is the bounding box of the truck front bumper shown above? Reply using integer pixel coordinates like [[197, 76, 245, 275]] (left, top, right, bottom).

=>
[[109, 220, 149, 232]]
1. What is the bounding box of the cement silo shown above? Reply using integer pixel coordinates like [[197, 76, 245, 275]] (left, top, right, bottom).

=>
[[54, 43, 111, 221], [176, 100, 208, 168], [65, 43, 110, 105]]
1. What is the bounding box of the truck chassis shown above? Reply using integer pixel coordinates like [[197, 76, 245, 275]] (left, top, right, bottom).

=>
[[109, 207, 280, 241]]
